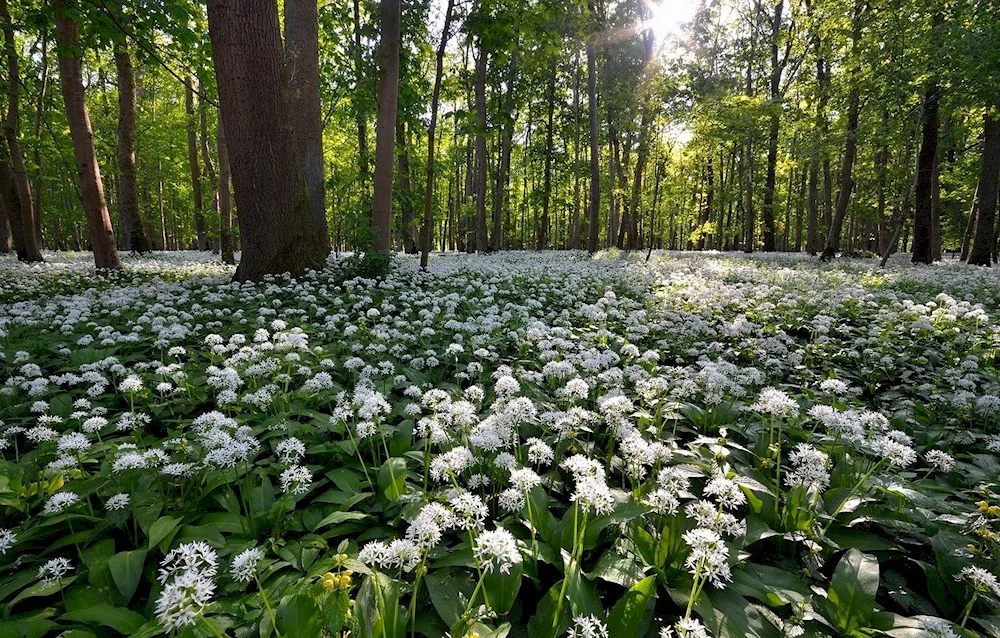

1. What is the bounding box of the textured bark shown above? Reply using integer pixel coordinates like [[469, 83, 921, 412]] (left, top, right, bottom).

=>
[[114, 41, 151, 252], [0, 193, 11, 252], [55, 4, 119, 269], [352, 0, 369, 178], [396, 121, 417, 253], [571, 49, 581, 249], [371, 0, 400, 251], [30, 32, 48, 248], [2, 0, 42, 261], [285, 0, 330, 251], [968, 108, 1000, 266], [217, 114, 235, 265], [760, 0, 784, 252], [586, 0, 600, 254], [420, 0, 455, 269], [494, 35, 517, 251], [199, 83, 219, 252], [473, 37, 488, 252], [539, 67, 556, 250], [206, 0, 326, 281], [185, 79, 206, 250], [912, 82, 939, 264]]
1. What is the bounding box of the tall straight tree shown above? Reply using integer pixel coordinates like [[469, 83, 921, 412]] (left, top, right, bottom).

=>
[[967, 107, 1000, 266], [217, 114, 235, 265], [185, 79, 206, 250], [585, 0, 600, 254], [114, 37, 151, 253], [820, 0, 863, 260], [371, 0, 400, 251], [761, 0, 787, 252], [54, 1, 119, 269], [912, 12, 943, 264], [285, 0, 330, 252], [1, 0, 42, 261], [420, 0, 455, 269], [473, 32, 488, 252], [207, 0, 326, 281]]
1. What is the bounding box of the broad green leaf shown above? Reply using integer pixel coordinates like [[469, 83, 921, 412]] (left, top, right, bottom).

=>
[[826, 548, 880, 635], [146, 516, 181, 551], [277, 593, 321, 636], [61, 603, 147, 634], [607, 575, 656, 638], [107, 549, 147, 603]]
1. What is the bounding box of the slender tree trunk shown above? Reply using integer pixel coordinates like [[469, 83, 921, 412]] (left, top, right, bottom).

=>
[[961, 184, 978, 261], [0, 193, 11, 252], [31, 32, 48, 249], [114, 40, 150, 253], [912, 82, 940, 264], [206, 0, 326, 280], [371, 0, 400, 250], [586, 0, 601, 254], [539, 66, 556, 250], [217, 114, 235, 265], [352, 0, 369, 179], [875, 140, 889, 254], [199, 82, 219, 253], [493, 32, 517, 251], [185, 79, 206, 250], [55, 3, 119, 269], [420, 0, 454, 268], [473, 36, 488, 252], [571, 49, 581, 249], [397, 121, 417, 253], [968, 107, 1000, 266], [760, 0, 783, 252], [2, 0, 42, 261], [285, 0, 329, 251]]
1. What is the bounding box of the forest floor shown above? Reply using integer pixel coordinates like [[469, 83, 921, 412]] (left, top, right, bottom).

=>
[[1, 250, 999, 638]]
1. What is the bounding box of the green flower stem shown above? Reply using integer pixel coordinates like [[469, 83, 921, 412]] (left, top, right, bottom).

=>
[[822, 457, 888, 535], [960, 591, 978, 628], [254, 574, 281, 637]]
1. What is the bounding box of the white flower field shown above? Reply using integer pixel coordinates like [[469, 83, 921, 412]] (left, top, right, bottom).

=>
[[1, 250, 999, 638]]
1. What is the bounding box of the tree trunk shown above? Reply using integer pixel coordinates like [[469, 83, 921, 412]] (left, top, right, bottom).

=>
[[54, 4, 119, 269], [420, 0, 455, 269], [875, 140, 889, 254], [206, 0, 326, 280], [760, 0, 783, 252], [217, 114, 235, 265], [493, 32, 517, 251], [968, 107, 1000, 266], [911, 82, 939, 264], [114, 40, 151, 253], [285, 0, 330, 251], [571, 48, 581, 249], [199, 82, 219, 253], [0, 192, 11, 252], [586, 0, 601, 254], [352, 0, 369, 179], [473, 36, 488, 252], [539, 66, 556, 250], [2, 0, 42, 261], [30, 32, 48, 249], [371, 0, 400, 251], [396, 121, 417, 253], [185, 78, 206, 250]]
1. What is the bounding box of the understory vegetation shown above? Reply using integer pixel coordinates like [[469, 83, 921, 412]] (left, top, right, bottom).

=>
[[1, 251, 999, 637]]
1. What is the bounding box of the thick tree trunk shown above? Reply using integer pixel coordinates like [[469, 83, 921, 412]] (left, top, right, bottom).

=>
[[217, 114, 235, 265], [371, 0, 400, 251], [912, 82, 940, 264], [586, 0, 601, 254], [396, 121, 417, 253], [30, 32, 48, 249], [493, 33, 517, 251], [55, 5, 119, 269], [420, 0, 454, 269], [114, 42, 151, 253], [968, 107, 1000, 266], [473, 37, 488, 252], [2, 0, 42, 261], [206, 0, 326, 280], [760, 0, 783, 252], [185, 79, 206, 250], [285, 0, 330, 251], [0, 194, 10, 252]]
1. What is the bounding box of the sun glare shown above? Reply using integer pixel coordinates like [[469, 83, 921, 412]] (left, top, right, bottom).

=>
[[646, 0, 700, 42]]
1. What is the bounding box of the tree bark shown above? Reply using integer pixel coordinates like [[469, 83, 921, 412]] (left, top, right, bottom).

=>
[[539, 66, 556, 250], [54, 3, 119, 269], [911, 82, 939, 264], [185, 78, 206, 250], [206, 0, 326, 280], [0, 193, 10, 253], [760, 0, 783, 252], [493, 33, 517, 251], [2, 0, 42, 261], [473, 35, 488, 252], [352, 0, 369, 179], [217, 113, 235, 265], [30, 32, 48, 249], [285, 0, 330, 252], [586, 0, 601, 254], [114, 40, 151, 253], [371, 0, 400, 251], [968, 107, 1000, 266], [396, 121, 417, 253], [199, 82, 219, 253], [420, 0, 455, 269]]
